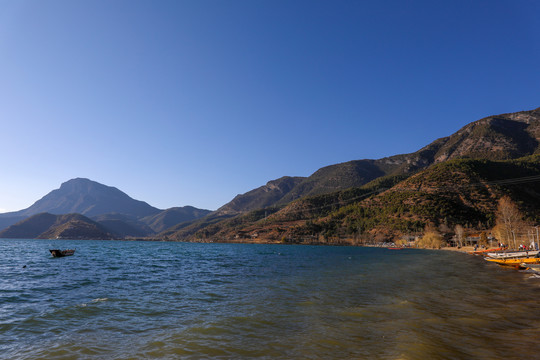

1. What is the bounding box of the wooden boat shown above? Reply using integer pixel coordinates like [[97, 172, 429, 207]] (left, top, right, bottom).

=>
[[50, 249, 75, 257], [485, 250, 539, 259], [487, 256, 540, 266], [486, 253, 540, 270], [468, 247, 503, 256], [485, 259, 527, 270]]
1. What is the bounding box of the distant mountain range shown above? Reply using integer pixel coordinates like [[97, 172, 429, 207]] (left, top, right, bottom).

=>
[[5, 177, 160, 218], [163, 106, 540, 243], [0, 178, 211, 239], [0, 213, 115, 240], [214, 107, 540, 217], [1, 107, 539, 242]]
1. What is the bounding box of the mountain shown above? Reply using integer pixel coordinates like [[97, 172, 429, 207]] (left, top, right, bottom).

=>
[[213, 162, 404, 217], [0, 178, 160, 221], [2, 107, 538, 243], [164, 106, 540, 242], [90, 206, 213, 238], [216, 177, 305, 215], [306, 155, 540, 242], [140, 206, 212, 233], [174, 156, 540, 244], [0, 213, 115, 240], [278, 160, 391, 203], [213, 108, 540, 217], [0, 215, 27, 233], [0, 178, 212, 236], [309, 156, 540, 239], [91, 213, 154, 238]]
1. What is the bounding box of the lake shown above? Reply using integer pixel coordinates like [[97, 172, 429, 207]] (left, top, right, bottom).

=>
[[1, 239, 540, 359]]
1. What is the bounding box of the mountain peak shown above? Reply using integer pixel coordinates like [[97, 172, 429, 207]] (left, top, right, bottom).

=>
[[7, 178, 160, 219], [62, 177, 93, 184], [65, 177, 92, 182], [59, 178, 110, 191]]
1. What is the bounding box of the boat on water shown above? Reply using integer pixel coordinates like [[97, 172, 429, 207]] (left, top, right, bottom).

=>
[[468, 247, 503, 256], [485, 250, 539, 259], [486, 256, 540, 267], [50, 249, 75, 257], [486, 252, 540, 269]]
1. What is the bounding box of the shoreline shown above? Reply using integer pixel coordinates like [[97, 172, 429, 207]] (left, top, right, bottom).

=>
[[440, 246, 476, 252]]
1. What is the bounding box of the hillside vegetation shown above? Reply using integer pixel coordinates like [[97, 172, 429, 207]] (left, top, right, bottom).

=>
[[1, 107, 539, 242], [178, 155, 540, 244], [0, 213, 115, 240]]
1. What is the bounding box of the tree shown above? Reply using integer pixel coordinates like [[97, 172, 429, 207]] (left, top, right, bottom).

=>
[[494, 196, 525, 249], [479, 232, 488, 247], [454, 224, 464, 248], [417, 223, 444, 249]]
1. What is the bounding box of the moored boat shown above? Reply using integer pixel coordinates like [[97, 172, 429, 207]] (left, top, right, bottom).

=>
[[485, 250, 539, 259], [486, 252, 540, 269], [468, 247, 503, 256], [50, 249, 75, 257], [486, 256, 540, 266]]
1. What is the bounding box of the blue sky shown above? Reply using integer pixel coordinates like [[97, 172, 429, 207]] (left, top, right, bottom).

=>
[[1, 0, 539, 212]]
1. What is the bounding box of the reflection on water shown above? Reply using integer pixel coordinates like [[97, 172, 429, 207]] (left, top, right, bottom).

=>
[[1, 239, 540, 359]]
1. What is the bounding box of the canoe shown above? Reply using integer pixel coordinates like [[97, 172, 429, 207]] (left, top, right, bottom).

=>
[[468, 247, 503, 256], [485, 250, 539, 259], [485, 259, 528, 270], [486, 253, 540, 270], [487, 256, 540, 266], [50, 249, 75, 257]]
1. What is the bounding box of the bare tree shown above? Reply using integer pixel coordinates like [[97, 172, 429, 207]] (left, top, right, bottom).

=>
[[495, 196, 525, 249], [479, 232, 488, 247], [454, 224, 464, 248]]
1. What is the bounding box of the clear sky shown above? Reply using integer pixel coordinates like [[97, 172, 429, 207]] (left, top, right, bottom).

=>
[[1, 0, 539, 212]]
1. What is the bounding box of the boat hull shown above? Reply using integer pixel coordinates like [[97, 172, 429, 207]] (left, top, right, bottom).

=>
[[468, 247, 503, 256], [50, 249, 75, 257], [485, 250, 539, 259], [486, 255, 540, 270]]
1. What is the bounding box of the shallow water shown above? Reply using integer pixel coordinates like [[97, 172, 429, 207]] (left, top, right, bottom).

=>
[[1, 239, 540, 359]]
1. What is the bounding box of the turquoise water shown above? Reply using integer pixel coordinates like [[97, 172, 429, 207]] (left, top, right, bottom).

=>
[[2, 239, 540, 359]]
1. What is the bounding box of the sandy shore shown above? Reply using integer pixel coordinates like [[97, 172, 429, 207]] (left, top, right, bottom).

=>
[[441, 246, 476, 252]]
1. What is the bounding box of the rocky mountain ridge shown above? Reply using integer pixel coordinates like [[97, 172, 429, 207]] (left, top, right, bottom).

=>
[[164, 106, 540, 242], [212, 107, 540, 217], [1, 107, 538, 242], [0, 178, 211, 238], [0, 213, 115, 240], [176, 155, 540, 244]]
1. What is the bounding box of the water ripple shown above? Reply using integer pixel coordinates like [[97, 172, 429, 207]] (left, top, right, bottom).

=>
[[2, 240, 540, 359]]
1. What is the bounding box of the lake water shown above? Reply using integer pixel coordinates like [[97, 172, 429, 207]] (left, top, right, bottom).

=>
[[2, 239, 540, 359]]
